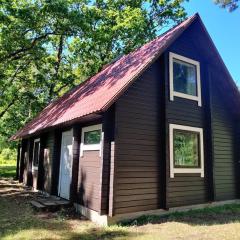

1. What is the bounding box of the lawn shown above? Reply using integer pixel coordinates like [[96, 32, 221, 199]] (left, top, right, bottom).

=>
[[1, 178, 240, 240], [0, 159, 16, 178]]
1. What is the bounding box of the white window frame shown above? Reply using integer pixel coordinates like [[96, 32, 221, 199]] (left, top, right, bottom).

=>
[[80, 124, 103, 157], [169, 52, 202, 107], [32, 138, 40, 171], [169, 124, 204, 178]]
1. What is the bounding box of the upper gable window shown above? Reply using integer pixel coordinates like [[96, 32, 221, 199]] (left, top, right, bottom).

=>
[[169, 52, 202, 106]]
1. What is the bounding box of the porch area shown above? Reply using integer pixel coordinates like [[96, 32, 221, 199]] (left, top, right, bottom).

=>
[[30, 194, 71, 212]]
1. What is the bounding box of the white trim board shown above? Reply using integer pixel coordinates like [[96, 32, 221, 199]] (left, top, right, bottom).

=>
[[80, 124, 102, 157], [169, 52, 202, 106], [169, 124, 204, 178]]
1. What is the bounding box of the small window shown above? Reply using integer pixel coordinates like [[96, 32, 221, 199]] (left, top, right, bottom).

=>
[[169, 124, 204, 178], [80, 124, 102, 157], [32, 139, 40, 171], [169, 52, 202, 106], [84, 130, 101, 145]]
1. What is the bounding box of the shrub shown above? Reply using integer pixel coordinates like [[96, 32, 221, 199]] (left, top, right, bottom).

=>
[[0, 148, 17, 161]]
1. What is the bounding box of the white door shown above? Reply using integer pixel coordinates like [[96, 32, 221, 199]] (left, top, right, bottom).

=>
[[58, 129, 73, 200]]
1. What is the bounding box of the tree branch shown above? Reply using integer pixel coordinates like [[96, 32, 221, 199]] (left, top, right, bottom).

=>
[[0, 32, 54, 61], [0, 98, 17, 119], [49, 34, 65, 100], [54, 35, 64, 78], [0, 59, 32, 96]]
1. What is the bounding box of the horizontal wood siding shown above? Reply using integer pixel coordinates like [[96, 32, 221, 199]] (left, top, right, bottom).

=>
[[211, 77, 237, 200], [165, 21, 209, 208], [42, 131, 55, 193], [71, 126, 81, 202], [100, 108, 115, 215], [51, 130, 62, 195], [78, 150, 101, 212], [114, 60, 161, 215]]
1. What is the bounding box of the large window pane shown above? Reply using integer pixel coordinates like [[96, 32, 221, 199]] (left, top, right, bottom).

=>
[[173, 129, 200, 168], [84, 130, 101, 145], [173, 59, 197, 96]]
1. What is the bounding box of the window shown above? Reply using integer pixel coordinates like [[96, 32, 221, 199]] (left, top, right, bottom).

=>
[[32, 139, 40, 171], [169, 124, 204, 178], [80, 124, 102, 157], [169, 52, 202, 106], [84, 130, 101, 145]]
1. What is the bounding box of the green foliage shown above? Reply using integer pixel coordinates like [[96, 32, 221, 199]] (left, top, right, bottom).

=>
[[214, 0, 239, 11], [0, 148, 16, 160], [0, 148, 17, 161], [84, 130, 101, 144], [0, 150, 16, 178], [173, 130, 198, 167], [0, 0, 187, 150]]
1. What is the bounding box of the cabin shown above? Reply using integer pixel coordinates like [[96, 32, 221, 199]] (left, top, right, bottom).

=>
[[12, 13, 240, 225]]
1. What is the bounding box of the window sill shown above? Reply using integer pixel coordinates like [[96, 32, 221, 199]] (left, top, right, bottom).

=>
[[170, 91, 202, 106], [171, 168, 204, 178]]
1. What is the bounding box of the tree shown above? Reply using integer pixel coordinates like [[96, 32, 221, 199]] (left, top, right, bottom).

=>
[[0, 0, 187, 151], [214, 0, 239, 11]]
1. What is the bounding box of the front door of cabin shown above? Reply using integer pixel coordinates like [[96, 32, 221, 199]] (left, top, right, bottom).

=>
[[58, 129, 73, 200]]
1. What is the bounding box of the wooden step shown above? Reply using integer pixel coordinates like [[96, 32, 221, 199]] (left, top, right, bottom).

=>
[[29, 200, 46, 210], [29, 195, 72, 212]]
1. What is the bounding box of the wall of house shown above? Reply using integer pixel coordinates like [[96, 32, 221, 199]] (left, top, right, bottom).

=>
[[113, 60, 163, 215], [75, 120, 103, 213], [41, 131, 55, 193], [77, 150, 102, 211], [164, 21, 209, 208], [21, 138, 30, 185], [19, 137, 34, 187], [19, 131, 59, 194], [112, 18, 239, 215], [211, 71, 237, 201]]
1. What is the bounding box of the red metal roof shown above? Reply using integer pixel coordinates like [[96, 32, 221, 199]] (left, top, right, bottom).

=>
[[11, 14, 198, 140]]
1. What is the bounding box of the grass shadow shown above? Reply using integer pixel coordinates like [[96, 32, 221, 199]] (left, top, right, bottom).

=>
[[119, 203, 240, 227], [0, 178, 135, 240]]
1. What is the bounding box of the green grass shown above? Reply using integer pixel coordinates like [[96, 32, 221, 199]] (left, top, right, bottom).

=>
[[1, 179, 240, 239], [0, 158, 16, 178]]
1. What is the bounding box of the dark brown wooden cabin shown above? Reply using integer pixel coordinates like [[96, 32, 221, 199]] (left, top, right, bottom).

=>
[[12, 14, 240, 225]]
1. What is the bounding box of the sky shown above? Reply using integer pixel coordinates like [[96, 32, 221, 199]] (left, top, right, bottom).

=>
[[182, 0, 240, 87]]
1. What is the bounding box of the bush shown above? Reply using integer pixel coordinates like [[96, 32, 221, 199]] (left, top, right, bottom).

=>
[[0, 148, 17, 164]]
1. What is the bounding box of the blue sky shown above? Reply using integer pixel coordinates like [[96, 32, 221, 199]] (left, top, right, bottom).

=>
[[183, 0, 240, 87]]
